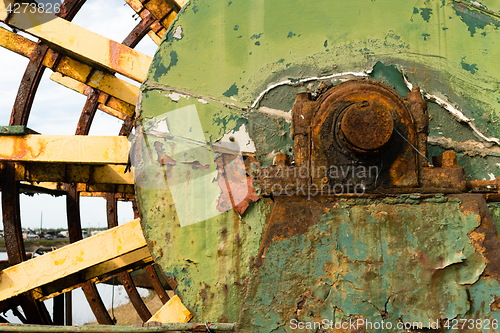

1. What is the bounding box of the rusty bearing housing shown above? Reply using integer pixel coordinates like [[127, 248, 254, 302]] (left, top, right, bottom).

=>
[[258, 79, 427, 196], [308, 79, 418, 191]]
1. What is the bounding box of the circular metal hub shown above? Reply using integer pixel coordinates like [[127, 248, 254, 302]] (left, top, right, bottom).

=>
[[340, 100, 394, 152]]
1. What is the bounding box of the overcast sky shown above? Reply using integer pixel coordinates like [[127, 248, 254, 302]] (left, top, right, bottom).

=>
[[0, 0, 159, 229]]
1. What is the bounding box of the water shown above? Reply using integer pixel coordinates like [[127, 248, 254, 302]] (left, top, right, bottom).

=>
[[0, 252, 148, 325]]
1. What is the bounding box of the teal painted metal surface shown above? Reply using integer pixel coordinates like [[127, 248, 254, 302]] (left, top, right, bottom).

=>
[[238, 195, 498, 332], [135, 0, 500, 331], [0, 126, 39, 135]]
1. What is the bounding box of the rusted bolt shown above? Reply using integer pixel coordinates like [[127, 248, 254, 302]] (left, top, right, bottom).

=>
[[296, 92, 311, 101], [276, 153, 289, 167], [442, 150, 457, 167], [340, 100, 394, 152]]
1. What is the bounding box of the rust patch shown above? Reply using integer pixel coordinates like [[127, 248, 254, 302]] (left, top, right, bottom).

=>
[[491, 296, 500, 311], [215, 154, 259, 215], [154, 141, 177, 165], [455, 194, 500, 282], [181, 161, 210, 169], [254, 196, 336, 268]]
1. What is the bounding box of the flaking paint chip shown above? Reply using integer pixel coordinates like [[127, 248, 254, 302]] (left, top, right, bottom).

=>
[[173, 26, 183, 39]]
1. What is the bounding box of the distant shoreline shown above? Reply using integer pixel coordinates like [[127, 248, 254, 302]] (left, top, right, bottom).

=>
[[0, 239, 70, 253]]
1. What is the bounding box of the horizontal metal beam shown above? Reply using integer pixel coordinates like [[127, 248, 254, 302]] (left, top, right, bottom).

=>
[[14, 163, 134, 184], [1, 3, 152, 82], [0, 135, 129, 164], [0, 219, 147, 302]]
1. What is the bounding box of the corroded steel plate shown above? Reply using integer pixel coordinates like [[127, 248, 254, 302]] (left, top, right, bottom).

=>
[[136, 0, 500, 330]]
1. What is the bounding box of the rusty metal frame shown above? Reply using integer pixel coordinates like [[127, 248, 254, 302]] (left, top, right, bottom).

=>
[[106, 193, 153, 322], [145, 265, 171, 304], [66, 182, 113, 325], [81, 283, 114, 325], [0, 0, 182, 326], [117, 271, 152, 322]]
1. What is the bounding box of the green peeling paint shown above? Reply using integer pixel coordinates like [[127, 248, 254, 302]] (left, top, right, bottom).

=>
[[222, 83, 239, 98], [369, 62, 410, 97], [145, 0, 500, 182], [453, 1, 500, 36], [138, 0, 500, 327], [238, 198, 487, 332], [461, 58, 479, 74]]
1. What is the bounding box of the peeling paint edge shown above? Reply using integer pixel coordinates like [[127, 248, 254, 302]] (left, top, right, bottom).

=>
[[428, 136, 500, 157], [144, 71, 371, 116], [256, 107, 292, 121], [142, 82, 246, 110], [250, 71, 371, 108], [403, 76, 500, 146], [453, 0, 500, 17]]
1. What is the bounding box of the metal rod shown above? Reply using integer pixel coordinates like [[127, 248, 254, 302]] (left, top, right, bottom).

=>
[[117, 271, 152, 322], [145, 265, 170, 304], [0, 323, 236, 332], [53, 294, 64, 325], [81, 282, 114, 325], [65, 291, 72, 326]]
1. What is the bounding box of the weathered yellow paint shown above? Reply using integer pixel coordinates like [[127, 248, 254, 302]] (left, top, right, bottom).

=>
[[0, 26, 35, 58], [0, 219, 147, 302], [144, 0, 174, 19], [124, 0, 143, 13], [173, 0, 189, 8], [1, 3, 152, 82], [87, 71, 140, 106], [50, 72, 88, 94], [16, 163, 133, 184], [80, 183, 135, 195], [18, 182, 136, 198], [161, 11, 177, 31], [0, 28, 139, 109], [0, 135, 129, 164], [148, 30, 163, 45], [98, 104, 129, 121], [83, 247, 152, 282], [50, 73, 135, 119], [0, 0, 14, 21], [53, 58, 139, 106], [147, 295, 193, 324]]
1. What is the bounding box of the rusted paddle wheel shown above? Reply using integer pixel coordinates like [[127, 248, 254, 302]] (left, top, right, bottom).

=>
[[0, 0, 184, 326]]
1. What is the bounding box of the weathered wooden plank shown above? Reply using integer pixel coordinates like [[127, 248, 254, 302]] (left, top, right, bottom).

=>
[[0, 27, 140, 107], [146, 295, 192, 323], [0, 219, 146, 302], [49, 73, 135, 119], [15, 163, 134, 184], [0, 26, 35, 58], [173, 0, 189, 8], [0, 135, 129, 164], [1, 5, 152, 82]]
